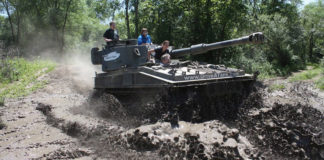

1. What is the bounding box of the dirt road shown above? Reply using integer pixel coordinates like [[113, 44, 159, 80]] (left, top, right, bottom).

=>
[[0, 65, 323, 159]]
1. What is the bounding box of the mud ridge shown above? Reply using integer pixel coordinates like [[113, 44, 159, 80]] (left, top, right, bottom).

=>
[[39, 148, 92, 159], [35, 102, 161, 159]]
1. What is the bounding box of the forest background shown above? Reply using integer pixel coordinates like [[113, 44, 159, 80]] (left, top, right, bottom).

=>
[[0, 0, 323, 78]]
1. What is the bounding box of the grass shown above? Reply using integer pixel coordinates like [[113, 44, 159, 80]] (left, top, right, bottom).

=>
[[287, 63, 324, 91], [0, 58, 56, 98], [268, 83, 286, 92], [315, 74, 324, 91], [289, 65, 322, 82]]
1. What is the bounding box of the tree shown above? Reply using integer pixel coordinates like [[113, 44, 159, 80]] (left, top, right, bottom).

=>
[[1, 0, 15, 43], [61, 0, 73, 51], [132, 0, 139, 36], [302, 0, 324, 61]]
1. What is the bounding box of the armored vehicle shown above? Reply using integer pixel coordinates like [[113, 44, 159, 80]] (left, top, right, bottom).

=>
[[91, 33, 264, 121]]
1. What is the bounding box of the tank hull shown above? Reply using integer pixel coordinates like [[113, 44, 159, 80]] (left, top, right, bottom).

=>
[[94, 67, 255, 91], [94, 71, 255, 122], [94, 66, 256, 100]]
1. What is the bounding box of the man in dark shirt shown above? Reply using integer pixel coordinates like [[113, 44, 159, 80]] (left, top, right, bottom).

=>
[[153, 46, 169, 60], [103, 21, 119, 43], [147, 40, 170, 62]]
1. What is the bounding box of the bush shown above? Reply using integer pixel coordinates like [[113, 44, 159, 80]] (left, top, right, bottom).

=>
[[234, 14, 306, 78]]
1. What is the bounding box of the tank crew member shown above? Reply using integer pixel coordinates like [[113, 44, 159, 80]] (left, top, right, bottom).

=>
[[160, 53, 171, 65], [147, 40, 170, 62], [137, 28, 152, 45], [103, 21, 119, 43]]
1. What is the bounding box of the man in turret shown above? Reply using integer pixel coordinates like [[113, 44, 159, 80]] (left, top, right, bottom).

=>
[[103, 21, 119, 44], [147, 40, 170, 64]]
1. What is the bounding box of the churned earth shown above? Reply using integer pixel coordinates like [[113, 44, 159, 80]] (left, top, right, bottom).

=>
[[0, 64, 323, 160]]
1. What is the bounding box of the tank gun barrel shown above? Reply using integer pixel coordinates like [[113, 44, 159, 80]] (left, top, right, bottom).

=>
[[171, 32, 264, 58]]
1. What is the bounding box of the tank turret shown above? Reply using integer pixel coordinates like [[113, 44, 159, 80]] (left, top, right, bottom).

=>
[[91, 33, 264, 72]]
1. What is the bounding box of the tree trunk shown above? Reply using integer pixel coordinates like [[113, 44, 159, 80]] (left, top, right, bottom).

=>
[[309, 31, 314, 61], [125, 0, 130, 39], [134, 0, 139, 36], [61, 0, 72, 52], [205, 0, 212, 42], [2, 0, 15, 43], [16, 3, 21, 45]]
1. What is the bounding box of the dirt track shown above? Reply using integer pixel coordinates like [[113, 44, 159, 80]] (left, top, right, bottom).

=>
[[0, 65, 323, 160]]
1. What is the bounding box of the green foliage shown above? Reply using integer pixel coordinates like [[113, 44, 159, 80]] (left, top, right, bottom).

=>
[[0, 0, 323, 79], [233, 10, 307, 78], [316, 77, 324, 91], [315, 59, 324, 90], [302, 1, 324, 61], [0, 0, 109, 52], [268, 84, 286, 92], [0, 58, 56, 98], [289, 66, 322, 82]]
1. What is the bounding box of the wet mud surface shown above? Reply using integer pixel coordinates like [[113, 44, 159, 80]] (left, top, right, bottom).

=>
[[1, 66, 324, 159]]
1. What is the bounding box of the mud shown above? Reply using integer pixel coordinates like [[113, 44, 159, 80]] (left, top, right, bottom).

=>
[[1, 65, 324, 160], [123, 121, 258, 159], [119, 80, 324, 160]]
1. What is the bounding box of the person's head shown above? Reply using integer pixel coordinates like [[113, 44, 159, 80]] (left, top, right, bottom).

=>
[[110, 21, 116, 29], [161, 54, 171, 65], [161, 40, 169, 50], [141, 28, 148, 37]]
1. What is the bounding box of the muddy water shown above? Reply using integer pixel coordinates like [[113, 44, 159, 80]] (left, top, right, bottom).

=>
[[1, 66, 324, 160]]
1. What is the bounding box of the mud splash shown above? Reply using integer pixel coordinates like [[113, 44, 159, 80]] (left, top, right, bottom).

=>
[[123, 121, 259, 159]]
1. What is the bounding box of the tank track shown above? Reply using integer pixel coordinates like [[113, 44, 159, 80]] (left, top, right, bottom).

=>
[[94, 80, 255, 124]]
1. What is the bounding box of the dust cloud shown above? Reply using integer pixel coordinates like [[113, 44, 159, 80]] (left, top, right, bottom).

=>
[[34, 48, 101, 95], [60, 49, 100, 93]]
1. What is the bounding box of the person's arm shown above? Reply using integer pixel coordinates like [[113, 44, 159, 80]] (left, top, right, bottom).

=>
[[104, 38, 112, 42], [147, 49, 155, 60], [147, 35, 152, 44], [138, 36, 142, 45]]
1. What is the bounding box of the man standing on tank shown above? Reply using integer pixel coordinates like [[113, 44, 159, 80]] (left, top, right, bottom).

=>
[[137, 28, 152, 45], [103, 21, 119, 44]]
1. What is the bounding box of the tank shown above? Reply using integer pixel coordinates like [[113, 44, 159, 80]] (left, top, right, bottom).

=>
[[91, 32, 264, 121]]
